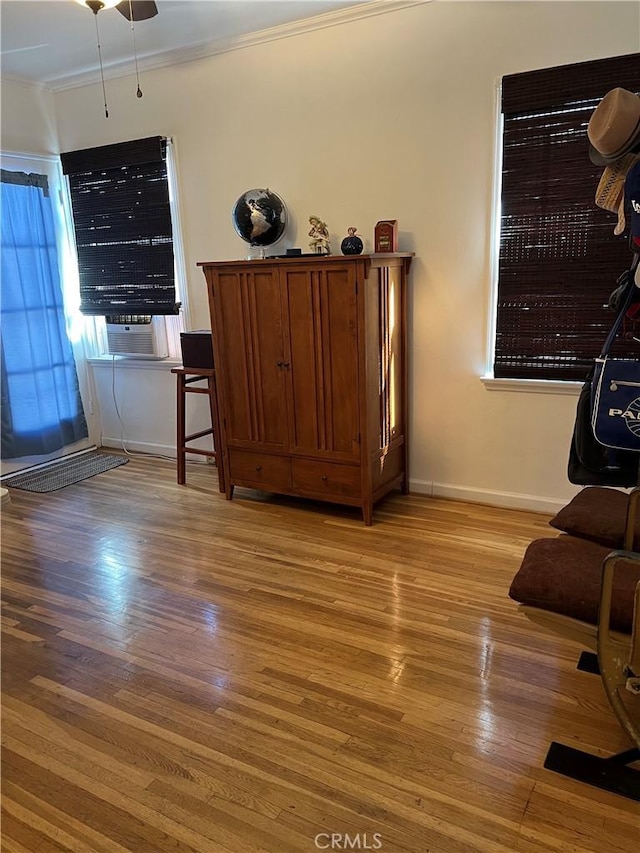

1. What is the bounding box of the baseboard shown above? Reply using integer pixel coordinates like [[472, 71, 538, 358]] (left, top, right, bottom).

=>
[[409, 479, 577, 515], [100, 437, 176, 458], [97, 450, 576, 512], [99, 437, 212, 464], [0, 444, 98, 481]]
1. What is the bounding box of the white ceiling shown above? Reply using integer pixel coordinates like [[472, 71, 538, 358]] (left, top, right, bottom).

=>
[[0, 0, 384, 89]]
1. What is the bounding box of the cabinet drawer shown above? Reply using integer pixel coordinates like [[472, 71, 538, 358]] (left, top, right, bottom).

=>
[[228, 450, 291, 489], [291, 459, 361, 498]]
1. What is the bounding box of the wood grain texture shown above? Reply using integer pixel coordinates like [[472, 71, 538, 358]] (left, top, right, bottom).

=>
[[1, 455, 638, 852]]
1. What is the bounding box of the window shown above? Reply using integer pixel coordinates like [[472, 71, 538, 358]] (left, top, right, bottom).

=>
[[60, 136, 180, 317], [494, 53, 640, 382]]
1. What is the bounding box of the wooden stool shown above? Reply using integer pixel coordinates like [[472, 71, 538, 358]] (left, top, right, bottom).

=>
[[171, 367, 225, 492]]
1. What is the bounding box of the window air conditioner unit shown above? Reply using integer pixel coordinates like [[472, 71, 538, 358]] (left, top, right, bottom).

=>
[[106, 316, 169, 359]]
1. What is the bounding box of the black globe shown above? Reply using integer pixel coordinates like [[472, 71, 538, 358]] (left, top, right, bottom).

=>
[[232, 189, 287, 247]]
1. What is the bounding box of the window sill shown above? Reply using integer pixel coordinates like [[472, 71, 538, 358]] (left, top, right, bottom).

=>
[[480, 375, 583, 395], [87, 356, 182, 371]]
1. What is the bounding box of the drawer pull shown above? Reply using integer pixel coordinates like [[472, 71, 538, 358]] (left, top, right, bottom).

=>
[[321, 475, 328, 482], [255, 465, 262, 472]]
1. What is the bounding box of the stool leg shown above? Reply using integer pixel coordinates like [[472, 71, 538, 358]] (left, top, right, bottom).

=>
[[176, 373, 186, 485], [207, 375, 226, 494]]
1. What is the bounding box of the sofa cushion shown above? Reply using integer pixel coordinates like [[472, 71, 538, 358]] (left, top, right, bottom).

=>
[[509, 535, 640, 633], [549, 487, 638, 549]]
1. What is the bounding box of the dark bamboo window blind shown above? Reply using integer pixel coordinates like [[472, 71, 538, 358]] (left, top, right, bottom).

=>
[[494, 54, 640, 381], [61, 136, 179, 316]]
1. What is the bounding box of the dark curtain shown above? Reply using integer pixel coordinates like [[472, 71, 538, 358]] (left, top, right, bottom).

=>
[[495, 53, 640, 381], [61, 136, 179, 316]]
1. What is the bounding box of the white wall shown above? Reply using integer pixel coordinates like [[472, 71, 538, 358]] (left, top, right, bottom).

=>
[[14, 1, 640, 510], [87, 358, 179, 456], [0, 79, 58, 155]]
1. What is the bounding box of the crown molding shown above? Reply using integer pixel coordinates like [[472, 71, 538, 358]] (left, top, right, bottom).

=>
[[1, 149, 60, 163], [48, 0, 430, 92], [1, 75, 54, 94]]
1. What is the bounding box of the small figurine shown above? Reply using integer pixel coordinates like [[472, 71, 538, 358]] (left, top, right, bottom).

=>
[[341, 226, 364, 255], [308, 216, 331, 254]]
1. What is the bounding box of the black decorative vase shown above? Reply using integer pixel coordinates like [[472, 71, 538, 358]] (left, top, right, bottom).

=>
[[341, 230, 363, 255]]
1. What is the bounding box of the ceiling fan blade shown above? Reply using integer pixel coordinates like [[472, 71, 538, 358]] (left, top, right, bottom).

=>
[[115, 1, 158, 21]]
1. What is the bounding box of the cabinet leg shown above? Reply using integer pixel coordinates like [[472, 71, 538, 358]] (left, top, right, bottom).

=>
[[226, 484, 234, 500], [362, 502, 373, 526], [215, 462, 226, 494]]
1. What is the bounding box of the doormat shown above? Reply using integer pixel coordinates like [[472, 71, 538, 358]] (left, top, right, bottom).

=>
[[3, 451, 129, 493]]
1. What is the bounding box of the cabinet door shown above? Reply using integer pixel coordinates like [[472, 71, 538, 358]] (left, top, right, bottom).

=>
[[282, 263, 360, 461], [210, 268, 289, 450]]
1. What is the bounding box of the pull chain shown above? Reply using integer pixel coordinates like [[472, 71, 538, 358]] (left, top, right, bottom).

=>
[[128, 0, 143, 98], [93, 10, 109, 117]]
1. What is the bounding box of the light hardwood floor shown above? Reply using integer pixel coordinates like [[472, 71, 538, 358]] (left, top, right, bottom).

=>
[[1, 455, 638, 852]]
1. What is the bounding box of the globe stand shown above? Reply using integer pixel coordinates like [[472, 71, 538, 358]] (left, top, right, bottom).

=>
[[247, 244, 266, 261]]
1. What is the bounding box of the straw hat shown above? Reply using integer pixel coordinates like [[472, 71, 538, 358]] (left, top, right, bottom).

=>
[[588, 88, 640, 166], [595, 152, 639, 235]]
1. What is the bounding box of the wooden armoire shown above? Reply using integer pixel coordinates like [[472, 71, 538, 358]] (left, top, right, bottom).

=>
[[198, 253, 412, 524]]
